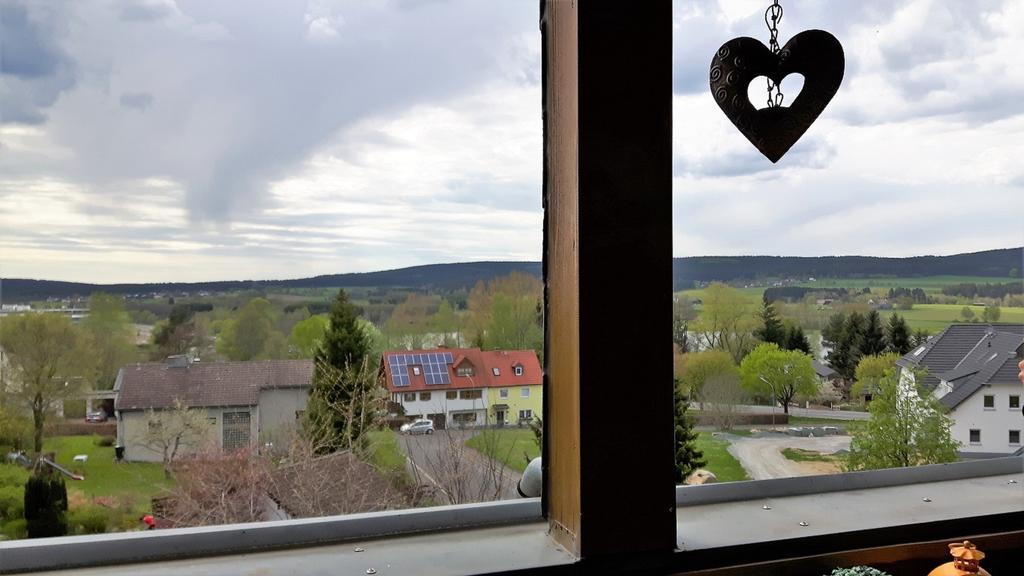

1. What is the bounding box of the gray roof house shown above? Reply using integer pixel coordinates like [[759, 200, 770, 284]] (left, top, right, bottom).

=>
[[114, 357, 314, 462], [896, 324, 1024, 457]]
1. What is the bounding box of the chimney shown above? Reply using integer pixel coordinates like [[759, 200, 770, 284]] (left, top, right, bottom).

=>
[[166, 355, 188, 368]]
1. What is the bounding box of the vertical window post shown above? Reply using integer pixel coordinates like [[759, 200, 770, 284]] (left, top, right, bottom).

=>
[[542, 0, 674, 558]]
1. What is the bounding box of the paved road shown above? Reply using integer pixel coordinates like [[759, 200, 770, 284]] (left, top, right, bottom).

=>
[[695, 403, 870, 421], [725, 434, 852, 480], [401, 430, 522, 503]]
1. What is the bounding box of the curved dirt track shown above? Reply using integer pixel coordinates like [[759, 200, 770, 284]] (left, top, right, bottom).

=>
[[726, 434, 851, 480]]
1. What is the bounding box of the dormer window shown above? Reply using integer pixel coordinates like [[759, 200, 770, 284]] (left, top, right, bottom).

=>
[[413, 366, 421, 376], [457, 365, 474, 377], [492, 367, 500, 376], [514, 365, 523, 376]]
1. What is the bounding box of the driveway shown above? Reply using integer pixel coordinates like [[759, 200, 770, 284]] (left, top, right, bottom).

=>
[[725, 434, 852, 480], [400, 430, 522, 503]]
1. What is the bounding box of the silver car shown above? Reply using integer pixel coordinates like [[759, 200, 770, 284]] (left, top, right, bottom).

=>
[[404, 419, 435, 435]]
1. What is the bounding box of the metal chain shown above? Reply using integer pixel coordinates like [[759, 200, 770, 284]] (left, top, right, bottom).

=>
[[764, 0, 784, 108]]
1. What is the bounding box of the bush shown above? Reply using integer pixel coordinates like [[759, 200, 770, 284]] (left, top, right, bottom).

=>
[[24, 474, 68, 538], [1, 518, 27, 540], [0, 465, 29, 488], [68, 505, 111, 535], [0, 485, 24, 521], [94, 436, 116, 447], [828, 567, 892, 576]]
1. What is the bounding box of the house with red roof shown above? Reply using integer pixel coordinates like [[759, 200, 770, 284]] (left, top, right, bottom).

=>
[[380, 348, 542, 429]]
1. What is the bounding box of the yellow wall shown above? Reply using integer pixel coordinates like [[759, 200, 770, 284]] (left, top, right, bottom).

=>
[[486, 385, 542, 425]]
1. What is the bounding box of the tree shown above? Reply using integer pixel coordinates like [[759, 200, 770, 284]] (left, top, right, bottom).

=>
[[152, 304, 202, 359], [700, 372, 747, 431], [24, 473, 68, 538], [430, 300, 461, 347], [782, 323, 811, 354], [827, 312, 866, 381], [860, 310, 887, 356], [217, 298, 283, 360], [852, 353, 899, 399], [82, 293, 138, 390], [693, 283, 758, 363], [384, 293, 431, 349], [678, 350, 739, 402], [982, 304, 1001, 323], [846, 369, 959, 470], [911, 328, 931, 347], [754, 301, 786, 346], [672, 299, 697, 353], [483, 272, 543, 354], [137, 400, 214, 478], [885, 314, 912, 355], [673, 381, 705, 482], [960, 306, 975, 322], [0, 313, 93, 453], [318, 289, 370, 369], [739, 343, 818, 414], [821, 312, 847, 348], [289, 315, 330, 358]]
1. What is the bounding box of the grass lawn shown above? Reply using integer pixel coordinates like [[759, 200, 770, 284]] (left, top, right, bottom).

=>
[[42, 435, 172, 512], [695, 432, 749, 482], [874, 305, 1024, 333], [465, 428, 539, 474], [364, 429, 409, 482], [781, 448, 833, 462]]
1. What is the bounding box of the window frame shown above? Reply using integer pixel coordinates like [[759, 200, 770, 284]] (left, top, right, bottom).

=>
[[1010, 395, 1020, 410], [499, 388, 509, 399], [969, 428, 982, 444], [445, 390, 458, 400], [983, 394, 995, 409], [1010, 429, 1021, 445], [403, 392, 416, 402], [520, 387, 530, 398], [514, 365, 524, 376], [419, 392, 431, 401]]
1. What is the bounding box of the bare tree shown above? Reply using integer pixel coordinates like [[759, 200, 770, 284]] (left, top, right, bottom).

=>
[[405, 428, 517, 505], [159, 446, 270, 527], [700, 373, 748, 431], [137, 400, 213, 478]]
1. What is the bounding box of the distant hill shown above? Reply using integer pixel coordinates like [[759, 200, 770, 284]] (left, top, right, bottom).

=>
[[2, 248, 1019, 302]]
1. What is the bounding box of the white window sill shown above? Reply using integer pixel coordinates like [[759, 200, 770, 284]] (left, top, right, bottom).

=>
[[4, 459, 1021, 575]]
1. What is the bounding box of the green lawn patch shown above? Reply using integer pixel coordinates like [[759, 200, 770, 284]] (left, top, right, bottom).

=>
[[695, 432, 749, 482], [781, 448, 832, 462], [42, 435, 171, 511], [465, 428, 539, 473], [364, 429, 408, 482]]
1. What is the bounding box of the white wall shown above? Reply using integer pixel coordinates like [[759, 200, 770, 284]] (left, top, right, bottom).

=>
[[258, 388, 309, 444], [949, 382, 1022, 455], [119, 406, 258, 462], [395, 390, 488, 426]]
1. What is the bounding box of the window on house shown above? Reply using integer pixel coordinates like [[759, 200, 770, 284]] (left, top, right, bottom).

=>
[[445, 391, 458, 400], [403, 393, 416, 402], [1010, 395, 1020, 409], [459, 389, 482, 400], [500, 388, 509, 399], [1010, 430, 1021, 445], [207, 417, 217, 426], [413, 366, 421, 376], [514, 366, 523, 376], [222, 411, 251, 452], [492, 367, 500, 376], [457, 366, 474, 377], [520, 387, 530, 398], [983, 395, 995, 409], [519, 409, 532, 420], [419, 392, 431, 401], [969, 429, 981, 444]]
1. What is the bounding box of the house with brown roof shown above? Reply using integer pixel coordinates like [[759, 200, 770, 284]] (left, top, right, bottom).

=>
[[381, 348, 542, 429], [896, 324, 1024, 457], [114, 356, 314, 462]]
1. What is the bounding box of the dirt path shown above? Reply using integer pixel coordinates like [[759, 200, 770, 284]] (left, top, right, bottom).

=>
[[726, 435, 851, 480]]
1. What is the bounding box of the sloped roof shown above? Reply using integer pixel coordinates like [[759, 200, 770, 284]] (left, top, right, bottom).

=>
[[812, 359, 837, 379], [116, 359, 313, 411], [897, 324, 1023, 392], [380, 348, 542, 393], [939, 353, 1020, 409]]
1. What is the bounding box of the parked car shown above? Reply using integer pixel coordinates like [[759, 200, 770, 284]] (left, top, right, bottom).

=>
[[402, 419, 435, 435], [85, 411, 107, 423]]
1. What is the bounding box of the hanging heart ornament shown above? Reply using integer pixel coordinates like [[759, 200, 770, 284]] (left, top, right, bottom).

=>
[[710, 29, 844, 163]]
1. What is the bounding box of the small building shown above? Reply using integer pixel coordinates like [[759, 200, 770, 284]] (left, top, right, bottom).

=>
[[381, 348, 542, 428], [114, 357, 313, 462], [896, 324, 1023, 457]]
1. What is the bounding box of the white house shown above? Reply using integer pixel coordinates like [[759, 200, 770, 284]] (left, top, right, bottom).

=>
[[114, 357, 313, 462], [896, 324, 1023, 458]]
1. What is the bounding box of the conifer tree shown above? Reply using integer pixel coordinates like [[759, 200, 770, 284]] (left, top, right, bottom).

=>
[[861, 310, 887, 356], [783, 323, 812, 354], [25, 472, 68, 539], [754, 301, 786, 346], [673, 380, 705, 482], [885, 314, 912, 355]]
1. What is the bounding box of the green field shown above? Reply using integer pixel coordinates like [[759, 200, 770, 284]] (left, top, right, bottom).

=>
[[874, 304, 1024, 332], [695, 432, 749, 482], [466, 428, 539, 473], [793, 276, 1016, 294]]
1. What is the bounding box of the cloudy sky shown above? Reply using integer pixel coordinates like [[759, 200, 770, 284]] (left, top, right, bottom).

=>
[[2, 0, 1022, 283]]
